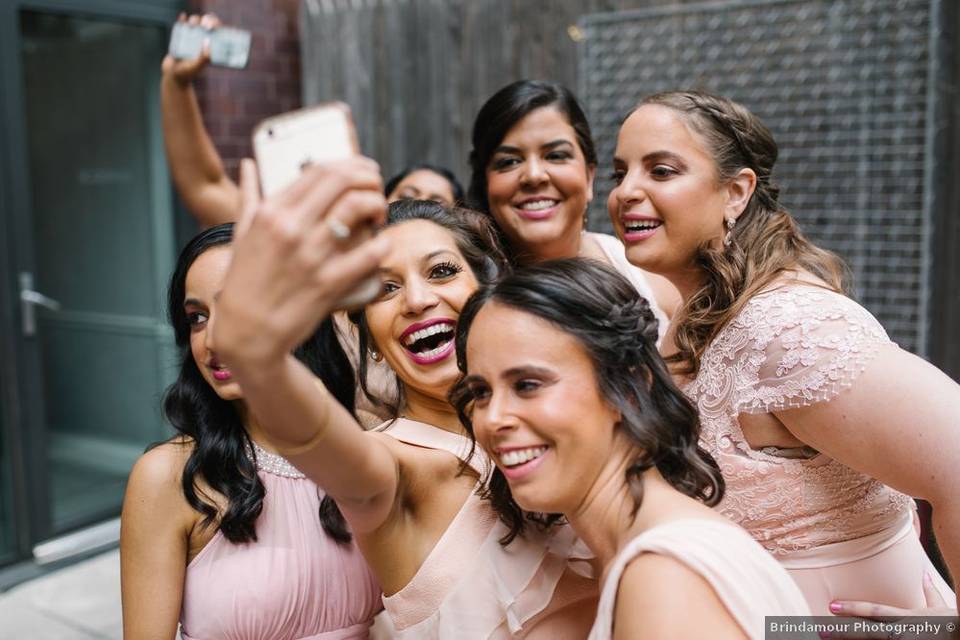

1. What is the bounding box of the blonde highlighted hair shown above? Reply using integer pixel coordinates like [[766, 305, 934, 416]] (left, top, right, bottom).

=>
[[637, 91, 851, 376]]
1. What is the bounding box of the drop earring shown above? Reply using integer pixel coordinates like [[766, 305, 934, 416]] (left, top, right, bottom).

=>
[[723, 217, 736, 247]]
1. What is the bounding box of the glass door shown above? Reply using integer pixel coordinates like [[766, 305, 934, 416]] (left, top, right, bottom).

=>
[[0, 3, 179, 565]]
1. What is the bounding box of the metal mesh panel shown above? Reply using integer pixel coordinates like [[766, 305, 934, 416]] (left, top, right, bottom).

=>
[[579, 0, 936, 354]]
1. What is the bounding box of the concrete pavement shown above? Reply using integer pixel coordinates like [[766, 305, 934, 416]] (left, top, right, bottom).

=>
[[0, 550, 121, 640]]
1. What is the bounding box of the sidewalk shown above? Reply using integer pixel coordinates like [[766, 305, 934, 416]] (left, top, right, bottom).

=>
[[0, 550, 121, 640]]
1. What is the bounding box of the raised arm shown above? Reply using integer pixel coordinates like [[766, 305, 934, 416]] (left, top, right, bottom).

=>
[[160, 14, 242, 227], [776, 345, 960, 609], [213, 158, 399, 533]]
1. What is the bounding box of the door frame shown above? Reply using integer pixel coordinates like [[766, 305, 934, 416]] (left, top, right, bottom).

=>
[[0, 0, 183, 568]]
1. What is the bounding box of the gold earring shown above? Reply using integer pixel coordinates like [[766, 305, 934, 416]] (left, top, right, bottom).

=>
[[370, 349, 383, 362]]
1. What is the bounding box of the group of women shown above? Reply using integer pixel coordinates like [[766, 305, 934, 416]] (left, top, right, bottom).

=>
[[120, 14, 959, 640]]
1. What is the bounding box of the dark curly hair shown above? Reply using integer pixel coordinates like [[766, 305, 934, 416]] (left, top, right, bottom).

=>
[[157, 223, 355, 544], [451, 258, 723, 544], [349, 199, 509, 417]]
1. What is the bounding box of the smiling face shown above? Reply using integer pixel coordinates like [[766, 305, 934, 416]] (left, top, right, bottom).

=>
[[365, 219, 479, 399], [185, 245, 242, 401], [607, 104, 733, 277], [387, 169, 457, 205], [485, 107, 596, 260], [464, 302, 622, 515]]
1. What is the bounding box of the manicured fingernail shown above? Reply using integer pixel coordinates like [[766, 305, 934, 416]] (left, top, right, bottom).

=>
[[829, 602, 843, 613]]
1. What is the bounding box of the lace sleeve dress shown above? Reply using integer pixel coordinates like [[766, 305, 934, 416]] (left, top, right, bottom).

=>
[[684, 284, 954, 614]]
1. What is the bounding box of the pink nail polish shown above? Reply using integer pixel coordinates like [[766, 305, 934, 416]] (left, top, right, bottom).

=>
[[829, 602, 843, 613]]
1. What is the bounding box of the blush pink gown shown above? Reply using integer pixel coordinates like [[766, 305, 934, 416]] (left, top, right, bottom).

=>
[[588, 519, 812, 639], [377, 418, 598, 639], [179, 442, 382, 640], [684, 283, 955, 615]]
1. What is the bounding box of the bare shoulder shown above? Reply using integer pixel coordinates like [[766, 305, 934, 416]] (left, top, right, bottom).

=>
[[613, 553, 747, 640], [124, 439, 196, 519]]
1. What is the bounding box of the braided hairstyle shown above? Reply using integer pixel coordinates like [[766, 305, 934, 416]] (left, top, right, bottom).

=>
[[636, 91, 851, 376], [451, 258, 723, 544]]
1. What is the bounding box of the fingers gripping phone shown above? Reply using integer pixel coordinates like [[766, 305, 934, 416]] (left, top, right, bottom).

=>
[[169, 22, 251, 69], [252, 103, 382, 310]]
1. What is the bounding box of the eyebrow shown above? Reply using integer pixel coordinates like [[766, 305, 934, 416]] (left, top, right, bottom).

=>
[[376, 249, 459, 274], [493, 139, 574, 155], [183, 297, 204, 308]]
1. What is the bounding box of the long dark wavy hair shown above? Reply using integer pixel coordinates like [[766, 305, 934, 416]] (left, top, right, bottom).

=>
[[349, 199, 508, 417], [451, 258, 723, 544], [466, 80, 597, 263], [159, 223, 355, 544], [634, 91, 850, 376]]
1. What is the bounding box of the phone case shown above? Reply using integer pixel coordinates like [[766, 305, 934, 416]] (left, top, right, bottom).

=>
[[252, 104, 379, 310], [169, 23, 251, 69]]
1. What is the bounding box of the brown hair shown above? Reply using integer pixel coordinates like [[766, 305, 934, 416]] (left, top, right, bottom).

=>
[[637, 91, 850, 376]]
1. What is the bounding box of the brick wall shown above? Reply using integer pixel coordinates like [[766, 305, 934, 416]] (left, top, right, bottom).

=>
[[187, 0, 302, 180]]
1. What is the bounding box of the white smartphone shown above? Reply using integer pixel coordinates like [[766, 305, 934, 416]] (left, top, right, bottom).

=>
[[252, 103, 381, 310], [169, 22, 251, 69]]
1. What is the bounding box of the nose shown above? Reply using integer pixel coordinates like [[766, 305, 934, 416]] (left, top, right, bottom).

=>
[[401, 276, 440, 315], [204, 309, 217, 352], [520, 156, 548, 187], [614, 170, 646, 206], [475, 389, 517, 439]]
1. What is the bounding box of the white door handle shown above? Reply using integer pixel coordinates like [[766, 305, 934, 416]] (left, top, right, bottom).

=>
[[19, 272, 61, 337]]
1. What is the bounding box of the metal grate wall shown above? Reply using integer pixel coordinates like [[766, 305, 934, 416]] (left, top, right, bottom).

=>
[[579, 0, 941, 355]]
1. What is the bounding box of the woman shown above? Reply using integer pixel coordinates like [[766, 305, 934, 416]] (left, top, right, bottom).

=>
[[466, 80, 679, 333], [606, 90, 958, 615], [452, 258, 812, 639], [383, 163, 464, 205], [120, 223, 381, 640], [160, 14, 462, 226], [211, 160, 597, 638]]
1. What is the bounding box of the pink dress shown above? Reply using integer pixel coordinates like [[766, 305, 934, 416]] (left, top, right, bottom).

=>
[[378, 418, 598, 639], [684, 284, 955, 615], [180, 442, 382, 640], [588, 519, 812, 640]]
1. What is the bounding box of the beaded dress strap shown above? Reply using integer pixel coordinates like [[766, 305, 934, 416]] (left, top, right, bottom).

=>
[[247, 440, 305, 479]]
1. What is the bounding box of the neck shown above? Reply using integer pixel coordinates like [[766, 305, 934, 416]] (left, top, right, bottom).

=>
[[663, 264, 705, 303], [401, 385, 463, 433], [235, 401, 281, 454], [565, 450, 677, 576], [515, 229, 583, 265]]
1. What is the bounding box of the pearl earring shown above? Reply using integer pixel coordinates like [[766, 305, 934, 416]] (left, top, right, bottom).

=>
[[370, 349, 383, 362]]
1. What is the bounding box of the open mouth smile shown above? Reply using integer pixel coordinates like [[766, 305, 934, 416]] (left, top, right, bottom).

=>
[[400, 318, 456, 365], [621, 216, 663, 241], [496, 445, 550, 480], [513, 198, 560, 220]]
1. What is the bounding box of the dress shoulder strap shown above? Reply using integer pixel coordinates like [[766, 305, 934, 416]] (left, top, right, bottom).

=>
[[382, 418, 488, 475]]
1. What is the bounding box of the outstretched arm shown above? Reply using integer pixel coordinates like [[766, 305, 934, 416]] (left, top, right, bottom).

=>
[[160, 13, 241, 227], [777, 345, 960, 609], [213, 158, 398, 533]]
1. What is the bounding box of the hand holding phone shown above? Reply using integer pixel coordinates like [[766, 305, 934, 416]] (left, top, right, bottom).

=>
[[169, 20, 251, 69], [252, 104, 383, 310]]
